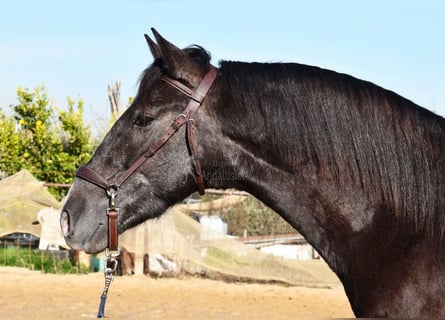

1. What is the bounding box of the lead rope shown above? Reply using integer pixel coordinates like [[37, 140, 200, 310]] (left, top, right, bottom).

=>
[[97, 190, 120, 318], [97, 250, 119, 318]]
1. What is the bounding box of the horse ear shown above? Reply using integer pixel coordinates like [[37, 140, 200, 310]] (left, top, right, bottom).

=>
[[150, 28, 201, 83], [144, 33, 161, 60]]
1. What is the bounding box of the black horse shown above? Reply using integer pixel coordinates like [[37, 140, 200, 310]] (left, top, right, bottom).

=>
[[61, 29, 445, 317]]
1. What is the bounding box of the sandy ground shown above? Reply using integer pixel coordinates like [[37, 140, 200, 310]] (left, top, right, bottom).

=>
[[0, 266, 354, 319]]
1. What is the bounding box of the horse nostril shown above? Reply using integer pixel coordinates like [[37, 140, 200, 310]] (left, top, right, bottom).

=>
[[60, 211, 71, 237]]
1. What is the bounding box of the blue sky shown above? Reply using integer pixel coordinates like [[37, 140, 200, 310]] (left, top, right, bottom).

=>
[[1, 0, 444, 134]]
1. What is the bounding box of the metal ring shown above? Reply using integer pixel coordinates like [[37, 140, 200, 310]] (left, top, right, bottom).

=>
[[106, 259, 118, 273], [106, 186, 118, 197]]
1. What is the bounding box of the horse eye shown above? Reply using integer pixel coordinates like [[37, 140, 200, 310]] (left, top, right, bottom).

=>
[[132, 114, 154, 127]]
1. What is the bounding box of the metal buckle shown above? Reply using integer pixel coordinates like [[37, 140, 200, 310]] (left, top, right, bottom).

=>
[[174, 113, 188, 121]]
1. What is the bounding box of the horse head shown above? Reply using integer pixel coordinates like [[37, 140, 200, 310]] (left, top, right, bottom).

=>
[[60, 29, 224, 253]]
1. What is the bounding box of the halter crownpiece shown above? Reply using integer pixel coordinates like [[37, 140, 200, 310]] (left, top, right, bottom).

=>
[[76, 66, 217, 196]]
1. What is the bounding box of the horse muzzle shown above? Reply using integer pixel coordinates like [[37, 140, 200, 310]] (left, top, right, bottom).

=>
[[60, 209, 107, 253]]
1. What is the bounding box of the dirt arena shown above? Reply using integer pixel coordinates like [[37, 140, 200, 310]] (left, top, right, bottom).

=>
[[0, 266, 354, 319]]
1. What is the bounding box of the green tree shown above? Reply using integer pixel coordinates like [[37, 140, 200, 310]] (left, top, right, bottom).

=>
[[220, 195, 295, 237], [0, 84, 95, 199], [0, 112, 22, 176]]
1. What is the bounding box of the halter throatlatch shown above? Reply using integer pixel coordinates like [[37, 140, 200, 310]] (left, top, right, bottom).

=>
[[74, 66, 218, 319]]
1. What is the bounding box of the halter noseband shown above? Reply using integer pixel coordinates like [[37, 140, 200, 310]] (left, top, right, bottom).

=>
[[75, 66, 218, 252]]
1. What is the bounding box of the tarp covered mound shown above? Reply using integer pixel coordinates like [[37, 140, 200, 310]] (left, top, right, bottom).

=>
[[120, 205, 342, 288], [0, 170, 61, 238]]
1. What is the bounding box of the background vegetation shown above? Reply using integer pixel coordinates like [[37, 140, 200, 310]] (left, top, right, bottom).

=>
[[0, 247, 87, 273], [221, 196, 295, 236], [0, 85, 95, 199]]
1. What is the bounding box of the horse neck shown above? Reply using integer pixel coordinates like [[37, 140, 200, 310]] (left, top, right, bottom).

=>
[[202, 62, 445, 316]]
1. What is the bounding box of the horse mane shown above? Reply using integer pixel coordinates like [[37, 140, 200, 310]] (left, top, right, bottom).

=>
[[218, 60, 445, 238]]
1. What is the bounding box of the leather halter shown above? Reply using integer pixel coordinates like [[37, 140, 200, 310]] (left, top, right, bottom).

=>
[[75, 66, 218, 251]]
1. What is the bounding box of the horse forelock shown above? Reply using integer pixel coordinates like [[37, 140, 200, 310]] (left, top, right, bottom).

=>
[[218, 60, 445, 240]]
